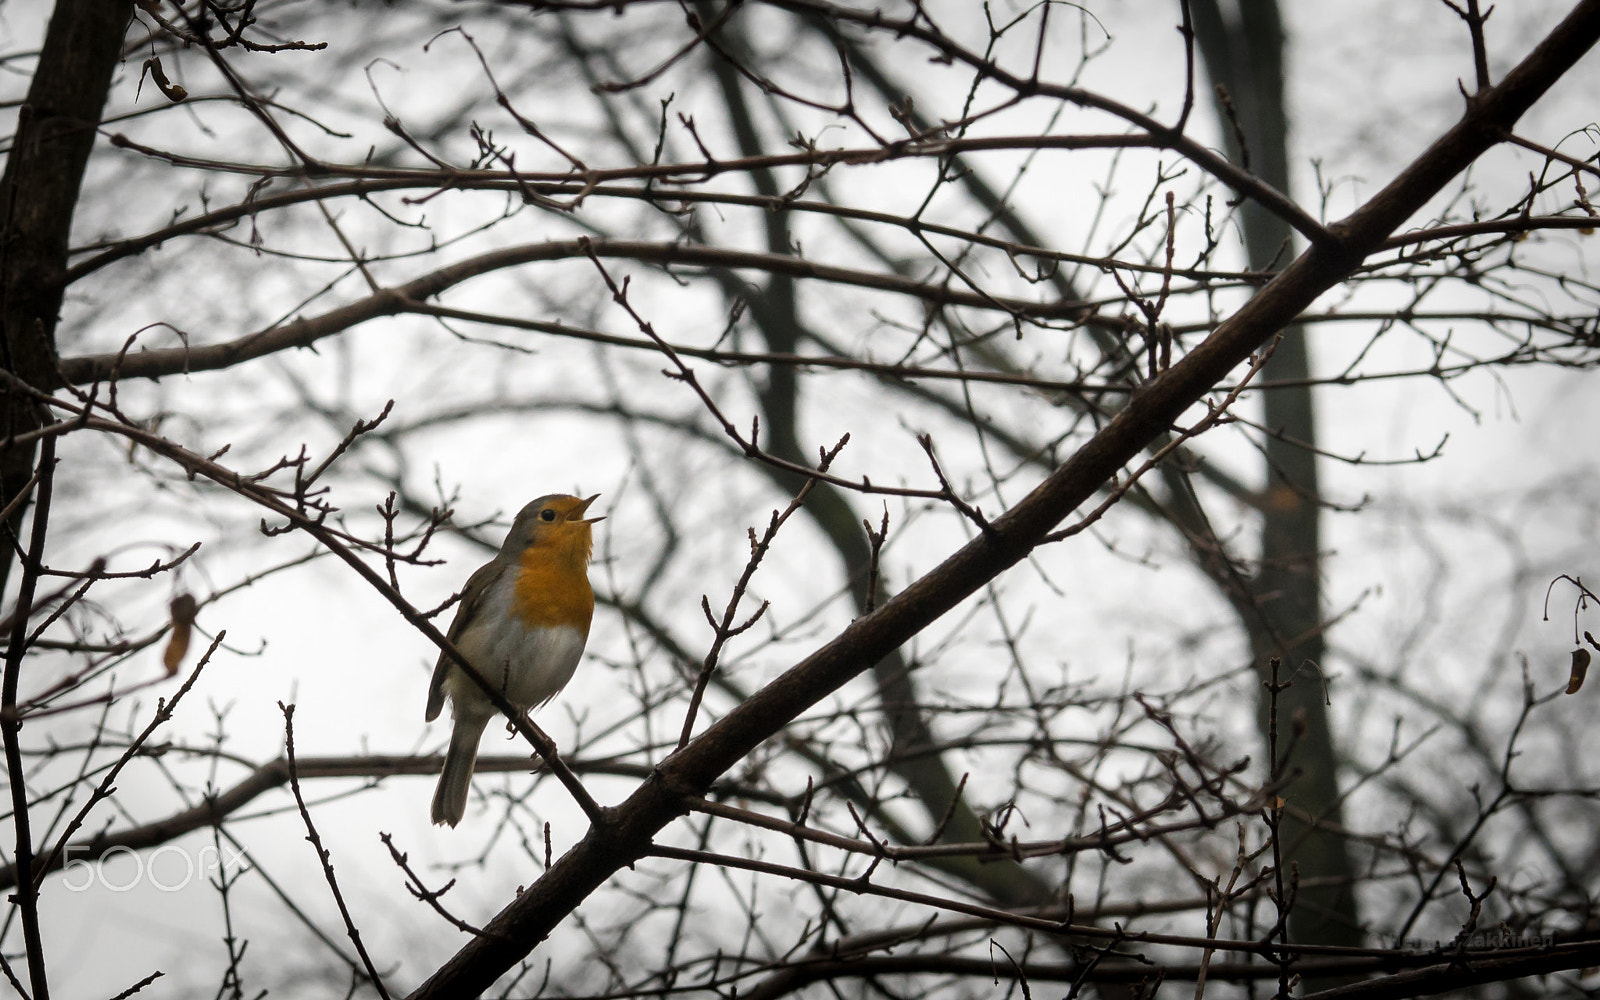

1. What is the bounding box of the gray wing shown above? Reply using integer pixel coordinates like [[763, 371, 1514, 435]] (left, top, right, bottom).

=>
[[425, 558, 506, 721]]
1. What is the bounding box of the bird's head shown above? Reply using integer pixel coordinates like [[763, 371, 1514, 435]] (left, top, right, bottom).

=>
[[502, 493, 604, 564]]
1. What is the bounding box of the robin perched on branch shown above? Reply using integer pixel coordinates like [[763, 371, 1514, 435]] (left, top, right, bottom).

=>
[[426, 493, 603, 827]]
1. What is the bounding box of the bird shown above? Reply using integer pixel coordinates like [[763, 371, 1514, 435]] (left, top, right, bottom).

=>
[[426, 493, 603, 827]]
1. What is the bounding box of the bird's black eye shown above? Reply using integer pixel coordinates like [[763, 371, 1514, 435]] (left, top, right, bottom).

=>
[[540, 508, 556, 522]]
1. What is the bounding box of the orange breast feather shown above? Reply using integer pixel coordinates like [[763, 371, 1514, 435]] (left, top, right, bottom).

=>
[[511, 538, 595, 633]]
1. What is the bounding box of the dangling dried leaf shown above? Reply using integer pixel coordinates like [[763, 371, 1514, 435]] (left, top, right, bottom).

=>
[[1567, 647, 1591, 695], [142, 57, 188, 103], [163, 594, 198, 676]]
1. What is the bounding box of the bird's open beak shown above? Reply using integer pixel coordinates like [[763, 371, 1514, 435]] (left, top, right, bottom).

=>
[[570, 493, 605, 523]]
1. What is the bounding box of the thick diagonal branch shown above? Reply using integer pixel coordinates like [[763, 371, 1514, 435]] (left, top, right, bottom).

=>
[[407, 9, 1600, 992]]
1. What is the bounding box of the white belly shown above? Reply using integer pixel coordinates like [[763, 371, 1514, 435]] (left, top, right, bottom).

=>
[[443, 571, 588, 722]]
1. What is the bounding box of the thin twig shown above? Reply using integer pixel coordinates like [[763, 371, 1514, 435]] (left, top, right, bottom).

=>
[[280, 703, 393, 999]]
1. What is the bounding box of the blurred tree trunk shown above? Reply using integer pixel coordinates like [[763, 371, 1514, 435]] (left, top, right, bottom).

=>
[[0, 0, 132, 594], [1191, 0, 1363, 953], [699, 6, 1054, 910]]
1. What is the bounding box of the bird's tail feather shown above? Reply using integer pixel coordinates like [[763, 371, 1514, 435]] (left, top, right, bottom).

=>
[[432, 716, 488, 827]]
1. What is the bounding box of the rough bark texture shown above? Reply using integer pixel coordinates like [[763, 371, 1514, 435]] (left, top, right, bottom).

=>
[[0, 0, 132, 596]]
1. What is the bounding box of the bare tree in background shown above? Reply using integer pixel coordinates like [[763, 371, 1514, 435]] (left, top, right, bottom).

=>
[[4, 1, 1600, 998]]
